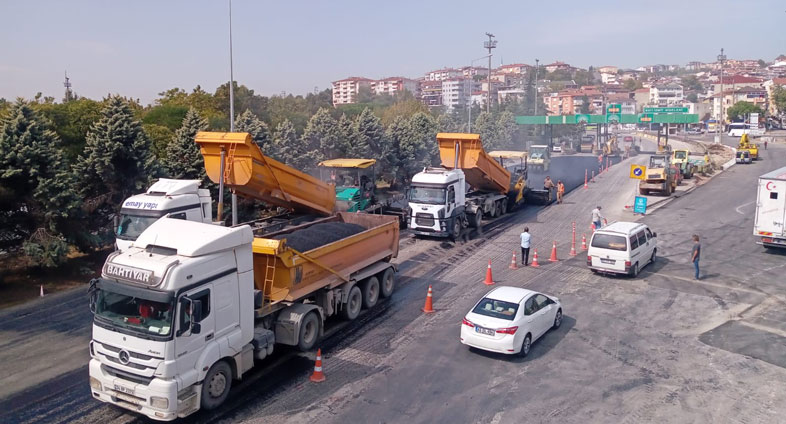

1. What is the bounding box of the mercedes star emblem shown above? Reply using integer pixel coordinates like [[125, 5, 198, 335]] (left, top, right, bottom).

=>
[[118, 350, 130, 365]]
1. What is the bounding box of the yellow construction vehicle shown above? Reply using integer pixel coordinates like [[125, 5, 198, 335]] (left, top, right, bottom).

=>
[[639, 154, 677, 196], [602, 135, 621, 157], [738, 133, 759, 160]]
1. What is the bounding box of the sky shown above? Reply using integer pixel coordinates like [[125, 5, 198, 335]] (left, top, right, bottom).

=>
[[1, 0, 784, 105]]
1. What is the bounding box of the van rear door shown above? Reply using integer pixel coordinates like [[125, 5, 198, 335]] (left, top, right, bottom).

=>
[[589, 233, 629, 272], [755, 177, 786, 238]]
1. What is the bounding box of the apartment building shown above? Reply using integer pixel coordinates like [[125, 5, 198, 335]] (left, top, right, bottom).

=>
[[371, 77, 418, 96], [420, 80, 443, 107], [497, 63, 530, 75], [649, 84, 684, 106], [763, 78, 786, 115], [441, 78, 475, 111], [711, 86, 767, 120], [544, 61, 572, 73], [710, 75, 763, 95], [332, 77, 373, 106], [425, 68, 462, 81], [461, 66, 489, 78], [543, 88, 602, 115]]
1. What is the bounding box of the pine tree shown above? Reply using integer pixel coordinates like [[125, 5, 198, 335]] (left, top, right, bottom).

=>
[[407, 112, 438, 170], [75, 96, 159, 205], [496, 111, 518, 150], [352, 108, 379, 158], [272, 119, 316, 171], [383, 116, 410, 185], [165, 107, 209, 180], [234, 109, 270, 150], [302, 108, 340, 161], [474, 111, 498, 150], [0, 100, 79, 265]]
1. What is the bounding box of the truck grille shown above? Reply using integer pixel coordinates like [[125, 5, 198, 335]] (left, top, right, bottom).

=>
[[647, 174, 661, 179], [415, 213, 435, 227], [102, 364, 154, 385]]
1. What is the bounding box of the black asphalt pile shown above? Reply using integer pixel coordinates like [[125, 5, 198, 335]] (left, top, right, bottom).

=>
[[273, 222, 366, 252]]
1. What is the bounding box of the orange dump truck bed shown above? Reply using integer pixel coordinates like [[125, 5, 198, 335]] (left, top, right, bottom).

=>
[[195, 131, 335, 216], [437, 133, 512, 194], [251, 212, 399, 304]]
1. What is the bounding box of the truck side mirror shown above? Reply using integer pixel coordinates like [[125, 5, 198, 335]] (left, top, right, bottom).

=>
[[88, 279, 98, 314], [652, 232, 657, 237], [190, 300, 203, 335]]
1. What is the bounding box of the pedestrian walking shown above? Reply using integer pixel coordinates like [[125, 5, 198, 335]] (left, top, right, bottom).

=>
[[544, 176, 555, 202], [520, 227, 531, 266], [557, 180, 565, 204], [764, 140, 768, 150], [591, 206, 604, 230], [691, 234, 701, 280]]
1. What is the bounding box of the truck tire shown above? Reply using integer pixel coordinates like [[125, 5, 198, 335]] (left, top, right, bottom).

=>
[[297, 311, 320, 351], [380, 268, 395, 298], [489, 202, 498, 218], [361, 276, 380, 309], [469, 212, 482, 228], [450, 217, 461, 240], [499, 200, 507, 216], [400, 214, 408, 230], [341, 285, 362, 320], [201, 360, 232, 411]]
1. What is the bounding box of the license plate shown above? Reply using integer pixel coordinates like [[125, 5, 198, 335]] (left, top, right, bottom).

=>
[[475, 326, 495, 336], [600, 258, 615, 264], [114, 384, 134, 395]]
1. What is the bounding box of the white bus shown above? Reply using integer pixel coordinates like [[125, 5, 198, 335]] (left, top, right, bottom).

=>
[[728, 123, 764, 137]]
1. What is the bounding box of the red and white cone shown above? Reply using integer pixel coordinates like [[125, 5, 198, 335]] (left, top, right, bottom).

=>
[[509, 251, 518, 270], [570, 224, 577, 256], [581, 233, 588, 251], [483, 259, 495, 285], [310, 349, 326, 382], [40, 285, 45, 297], [584, 169, 588, 189], [531, 249, 540, 267], [422, 285, 435, 313], [549, 241, 559, 262]]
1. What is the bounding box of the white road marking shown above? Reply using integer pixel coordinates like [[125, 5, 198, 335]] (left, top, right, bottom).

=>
[[735, 200, 755, 215]]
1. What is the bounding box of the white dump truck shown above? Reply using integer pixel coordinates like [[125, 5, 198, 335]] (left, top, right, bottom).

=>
[[754, 166, 786, 249]]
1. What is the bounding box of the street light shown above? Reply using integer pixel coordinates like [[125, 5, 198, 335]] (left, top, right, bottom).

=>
[[468, 54, 492, 132], [716, 48, 727, 144], [484, 33, 497, 114], [533, 59, 539, 116]]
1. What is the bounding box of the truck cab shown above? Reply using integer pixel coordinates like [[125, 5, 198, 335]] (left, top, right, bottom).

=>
[[116, 179, 212, 251], [639, 154, 676, 196], [529, 145, 551, 172], [318, 159, 378, 212], [409, 168, 466, 238]]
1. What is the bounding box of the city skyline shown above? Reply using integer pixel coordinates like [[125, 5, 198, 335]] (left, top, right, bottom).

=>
[[1, 0, 784, 105]]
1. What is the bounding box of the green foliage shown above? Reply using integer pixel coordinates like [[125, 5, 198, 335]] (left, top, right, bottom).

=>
[[302, 108, 341, 162], [474, 112, 497, 149], [579, 95, 591, 114], [272, 118, 318, 170], [772, 85, 786, 115], [0, 100, 80, 260], [234, 109, 270, 149], [143, 123, 174, 160], [686, 93, 698, 103], [380, 96, 430, 127], [22, 237, 70, 268], [436, 112, 464, 133], [726, 101, 763, 122], [622, 79, 643, 91], [141, 104, 189, 130], [165, 108, 209, 180], [473, 111, 518, 151], [355, 108, 385, 157], [757, 59, 767, 67], [34, 98, 104, 160], [74, 96, 160, 222], [680, 75, 703, 92]]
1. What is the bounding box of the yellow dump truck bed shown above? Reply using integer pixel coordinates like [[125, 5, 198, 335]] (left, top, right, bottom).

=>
[[251, 212, 399, 304], [437, 133, 512, 194], [195, 131, 336, 216]]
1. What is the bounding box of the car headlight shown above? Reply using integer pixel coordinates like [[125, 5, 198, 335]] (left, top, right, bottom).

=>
[[89, 376, 102, 391], [150, 396, 169, 409]]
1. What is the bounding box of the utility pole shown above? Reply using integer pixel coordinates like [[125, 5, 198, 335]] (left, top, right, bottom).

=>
[[534, 59, 539, 116], [63, 71, 73, 102], [468, 54, 491, 133], [484, 33, 497, 113], [229, 0, 238, 225], [717, 48, 726, 143]]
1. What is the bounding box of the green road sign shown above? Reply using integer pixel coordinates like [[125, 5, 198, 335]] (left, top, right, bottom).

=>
[[575, 114, 590, 124], [639, 113, 654, 123], [606, 113, 621, 123], [606, 104, 621, 114], [643, 107, 689, 113]]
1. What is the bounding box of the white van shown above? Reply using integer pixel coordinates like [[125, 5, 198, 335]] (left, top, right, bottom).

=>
[[587, 222, 657, 276]]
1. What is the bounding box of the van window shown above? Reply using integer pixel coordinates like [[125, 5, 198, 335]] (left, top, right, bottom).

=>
[[629, 235, 639, 250], [636, 231, 647, 247], [591, 234, 628, 251], [169, 212, 187, 220], [646, 228, 653, 240]]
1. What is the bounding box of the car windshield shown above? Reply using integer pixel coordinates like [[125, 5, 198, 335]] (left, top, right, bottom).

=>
[[472, 298, 519, 321], [409, 186, 446, 204], [117, 214, 160, 241], [591, 234, 628, 251], [95, 289, 174, 336]]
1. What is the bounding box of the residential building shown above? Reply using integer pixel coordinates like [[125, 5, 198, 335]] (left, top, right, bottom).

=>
[[763, 78, 786, 115], [420, 80, 443, 107], [497, 88, 526, 104], [649, 84, 684, 106], [425, 68, 462, 81], [461, 66, 489, 78], [441, 78, 474, 111], [544, 61, 572, 73], [633, 88, 650, 112], [543, 88, 602, 115], [332, 77, 373, 106], [371, 77, 418, 96], [497, 63, 530, 75], [471, 91, 487, 108], [711, 86, 767, 120], [710, 75, 763, 95], [686, 61, 706, 71]]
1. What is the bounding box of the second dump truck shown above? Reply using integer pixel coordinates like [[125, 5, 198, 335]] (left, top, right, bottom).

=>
[[88, 132, 400, 421], [408, 133, 528, 238]]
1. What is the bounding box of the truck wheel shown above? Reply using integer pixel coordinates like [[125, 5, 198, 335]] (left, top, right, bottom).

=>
[[361, 276, 380, 309], [499, 200, 507, 216], [297, 312, 320, 351], [450, 217, 461, 240], [341, 285, 362, 320], [400, 214, 408, 230], [469, 213, 482, 228], [489, 202, 498, 218], [201, 360, 232, 410], [380, 268, 395, 298]]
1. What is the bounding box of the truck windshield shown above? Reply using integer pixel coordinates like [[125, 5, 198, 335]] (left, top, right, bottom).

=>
[[117, 214, 159, 241], [649, 157, 666, 168], [674, 151, 687, 159], [409, 186, 446, 204], [530, 147, 547, 159], [95, 289, 174, 337]]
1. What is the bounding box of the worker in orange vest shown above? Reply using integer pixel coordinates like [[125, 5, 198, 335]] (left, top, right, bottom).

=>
[[557, 180, 565, 204]]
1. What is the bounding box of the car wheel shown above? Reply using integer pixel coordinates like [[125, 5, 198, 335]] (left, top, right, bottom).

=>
[[553, 309, 563, 329], [519, 334, 532, 357], [379, 268, 395, 298], [631, 263, 639, 277], [361, 276, 380, 309], [340, 285, 362, 320], [201, 360, 232, 410], [297, 311, 320, 351]]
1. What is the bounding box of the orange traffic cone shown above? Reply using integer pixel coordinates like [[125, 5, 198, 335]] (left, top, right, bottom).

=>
[[584, 169, 588, 189], [570, 236, 577, 257], [509, 251, 518, 270], [40, 285, 44, 297], [591, 223, 596, 233], [531, 249, 540, 267], [310, 349, 326, 382], [422, 285, 435, 313], [549, 241, 559, 262], [591, 170, 595, 183], [581, 233, 588, 251], [483, 259, 495, 285]]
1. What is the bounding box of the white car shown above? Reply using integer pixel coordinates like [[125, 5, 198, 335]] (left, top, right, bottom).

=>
[[460, 286, 562, 357], [552, 145, 563, 153]]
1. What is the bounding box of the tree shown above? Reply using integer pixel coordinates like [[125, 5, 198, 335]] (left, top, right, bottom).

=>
[[437, 112, 463, 133], [234, 109, 270, 150], [401, 112, 438, 178], [0, 100, 80, 266], [474, 112, 497, 149], [302, 108, 340, 161], [141, 104, 189, 130], [355, 108, 384, 157], [379, 96, 429, 127], [579, 95, 591, 114], [496, 111, 518, 150], [686, 93, 699, 103], [623, 79, 643, 91], [165, 107, 209, 180], [726, 101, 764, 122], [272, 118, 317, 170], [74, 96, 160, 245], [143, 123, 174, 160], [383, 116, 410, 185], [337, 113, 356, 158], [680, 75, 703, 92], [772, 85, 786, 115], [35, 98, 104, 160], [758, 59, 767, 68]]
